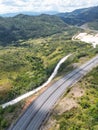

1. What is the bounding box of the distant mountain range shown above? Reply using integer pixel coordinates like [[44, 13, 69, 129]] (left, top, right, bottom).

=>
[[1, 6, 98, 25], [0, 11, 59, 17], [58, 6, 98, 25], [0, 5, 98, 46]]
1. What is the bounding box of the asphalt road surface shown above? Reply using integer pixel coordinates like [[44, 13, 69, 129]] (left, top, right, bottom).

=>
[[9, 55, 98, 130]]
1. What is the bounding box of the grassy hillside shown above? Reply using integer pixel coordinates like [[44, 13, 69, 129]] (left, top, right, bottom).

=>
[[43, 66, 98, 130], [1, 27, 98, 104]]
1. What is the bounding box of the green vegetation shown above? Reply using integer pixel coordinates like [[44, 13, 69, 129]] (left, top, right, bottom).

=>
[[0, 14, 68, 46], [0, 10, 98, 130], [0, 27, 98, 104], [88, 20, 98, 30], [52, 66, 98, 130], [0, 102, 24, 130]]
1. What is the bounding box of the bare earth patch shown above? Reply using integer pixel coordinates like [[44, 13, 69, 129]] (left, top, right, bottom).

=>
[[54, 84, 84, 115], [73, 32, 98, 48], [69, 85, 84, 98], [23, 81, 55, 110]]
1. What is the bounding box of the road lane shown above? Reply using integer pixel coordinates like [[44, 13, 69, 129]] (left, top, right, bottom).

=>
[[9, 55, 98, 130]]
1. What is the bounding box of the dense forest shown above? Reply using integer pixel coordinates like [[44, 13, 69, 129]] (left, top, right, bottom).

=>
[[0, 14, 68, 46]]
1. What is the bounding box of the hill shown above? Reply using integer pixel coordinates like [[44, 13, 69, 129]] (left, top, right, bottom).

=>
[[1, 6, 98, 46], [0, 14, 68, 46], [58, 6, 98, 26]]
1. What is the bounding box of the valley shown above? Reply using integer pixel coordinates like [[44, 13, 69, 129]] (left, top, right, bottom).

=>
[[0, 5, 98, 130]]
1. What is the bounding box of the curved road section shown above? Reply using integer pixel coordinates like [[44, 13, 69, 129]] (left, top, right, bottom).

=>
[[9, 55, 98, 130]]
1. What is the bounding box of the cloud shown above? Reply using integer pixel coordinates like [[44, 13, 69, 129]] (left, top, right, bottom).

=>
[[0, 0, 98, 14]]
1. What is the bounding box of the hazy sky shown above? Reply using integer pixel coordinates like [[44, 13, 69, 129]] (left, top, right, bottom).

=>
[[0, 0, 98, 14]]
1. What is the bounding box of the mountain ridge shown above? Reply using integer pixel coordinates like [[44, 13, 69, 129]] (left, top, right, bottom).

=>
[[0, 11, 59, 17], [58, 6, 98, 25]]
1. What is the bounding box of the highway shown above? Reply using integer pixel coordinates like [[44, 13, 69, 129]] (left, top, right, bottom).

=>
[[9, 55, 98, 130]]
